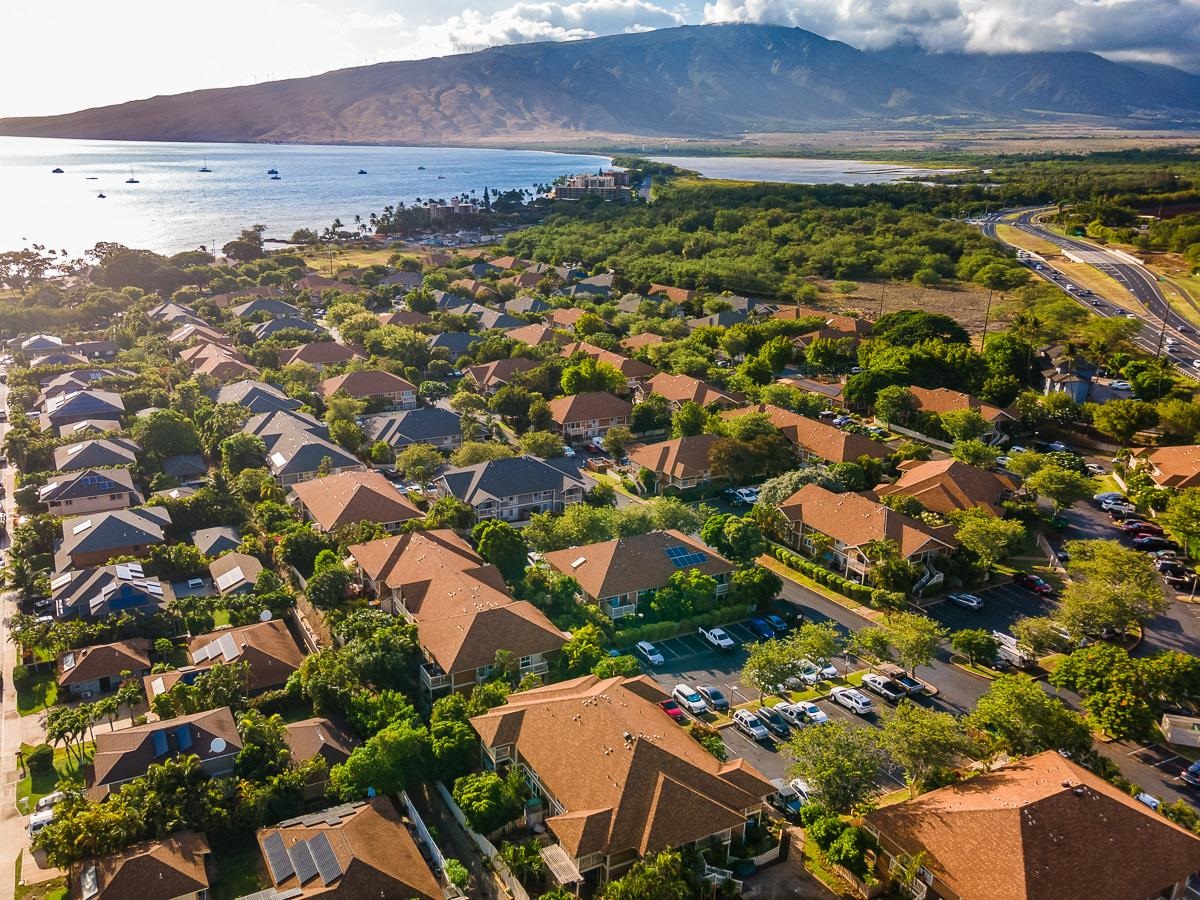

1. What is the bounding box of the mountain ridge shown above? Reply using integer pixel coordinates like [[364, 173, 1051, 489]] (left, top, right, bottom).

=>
[[2, 24, 1197, 145]]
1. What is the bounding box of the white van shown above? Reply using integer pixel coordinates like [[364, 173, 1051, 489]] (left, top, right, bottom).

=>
[[28, 808, 54, 837]]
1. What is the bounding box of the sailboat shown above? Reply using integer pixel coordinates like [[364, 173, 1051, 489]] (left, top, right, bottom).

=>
[[125, 167, 139, 184], [51, 167, 64, 174], [199, 158, 212, 173], [357, 169, 368, 175], [270, 173, 282, 180], [417, 165, 425, 170], [267, 166, 279, 175], [97, 192, 106, 199]]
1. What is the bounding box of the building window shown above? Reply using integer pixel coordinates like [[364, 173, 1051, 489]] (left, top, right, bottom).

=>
[[519, 655, 533, 668]]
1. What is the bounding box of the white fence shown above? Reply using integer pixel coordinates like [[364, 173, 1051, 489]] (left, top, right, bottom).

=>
[[435, 781, 531, 900]]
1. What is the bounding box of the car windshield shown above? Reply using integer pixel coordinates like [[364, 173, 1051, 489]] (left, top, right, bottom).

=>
[[705, 688, 726, 702], [682, 689, 701, 702], [760, 709, 783, 723], [661, 700, 679, 711]]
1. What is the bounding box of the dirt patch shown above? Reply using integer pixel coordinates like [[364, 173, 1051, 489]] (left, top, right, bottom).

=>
[[809, 279, 1001, 338]]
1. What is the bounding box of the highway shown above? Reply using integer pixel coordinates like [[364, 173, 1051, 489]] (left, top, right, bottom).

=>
[[978, 208, 1200, 378]]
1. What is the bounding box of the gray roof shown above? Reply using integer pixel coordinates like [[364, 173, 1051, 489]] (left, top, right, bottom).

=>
[[245, 409, 328, 450], [57, 507, 172, 566], [38, 468, 139, 504], [191, 526, 242, 557], [460, 305, 523, 330], [267, 429, 363, 478], [161, 454, 208, 479], [438, 455, 585, 506], [231, 298, 303, 319], [214, 380, 301, 414], [428, 332, 478, 358], [688, 310, 749, 330], [51, 563, 172, 619], [250, 317, 326, 340], [363, 407, 461, 447], [42, 388, 125, 423], [504, 296, 551, 314], [53, 438, 141, 472], [148, 302, 205, 326]]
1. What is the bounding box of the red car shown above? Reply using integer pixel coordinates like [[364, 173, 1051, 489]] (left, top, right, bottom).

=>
[[1012, 572, 1054, 596], [658, 699, 685, 723]]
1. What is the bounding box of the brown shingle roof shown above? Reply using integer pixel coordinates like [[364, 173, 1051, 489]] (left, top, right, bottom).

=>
[[58, 638, 150, 688], [626, 435, 718, 482], [620, 332, 666, 351], [547, 391, 633, 426], [377, 309, 431, 327], [722, 404, 888, 463], [185, 620, 304, 693], [284, 717, 357, 768], [909, 385, 1015, 425], [543, 529, 733, 601], [560, 342, 656, 379], [471, 675, 774, 860], [208, 552, 264, 594], [865, 751, 1200, 900], [875, 458, 1018, 516], [546, 308, 595, 328], [506, 323, 569, 346], [1132, 444, 1200, 489], [320, 369, 417, 399], [257, 797, 441, 899], [463, 357, 538, 389], [73, 831, 210, 900], [644, 373, 744, 408], [779, 483, 956, 558], [291, 470, 421, 532], [279, 342, 366, 367]]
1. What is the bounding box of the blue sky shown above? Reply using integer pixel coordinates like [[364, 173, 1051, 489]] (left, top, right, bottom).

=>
[[4, 0, 1198, 118]]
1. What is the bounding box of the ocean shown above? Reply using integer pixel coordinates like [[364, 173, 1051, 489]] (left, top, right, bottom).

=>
[[0, 137, 611, 256]]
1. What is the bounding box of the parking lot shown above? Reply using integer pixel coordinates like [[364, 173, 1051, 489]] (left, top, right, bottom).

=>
[[926, 582, 1055, 638]]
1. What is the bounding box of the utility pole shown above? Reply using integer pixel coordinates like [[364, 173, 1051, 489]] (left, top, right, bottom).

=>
[[878, 284, 886, 319], [980, 289, 995, 350], [1154, 312, 1168, 398]]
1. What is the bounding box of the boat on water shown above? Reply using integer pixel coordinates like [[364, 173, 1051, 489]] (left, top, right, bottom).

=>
[[437, 175, 445, 179], [125, 166, 139, 184], [267, 167, 278, 175], [97, 192, 106, 198], [417, 166, 426, 170], [199, 159, 212, 173], [51, 167, 64, 174], [357, 169, 368, 175], [86, 176, 98, 180], [270, 175, 281, 180]]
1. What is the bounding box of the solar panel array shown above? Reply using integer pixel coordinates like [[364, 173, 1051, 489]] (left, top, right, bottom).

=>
[[664, 545, 707, 568], [290, 840, 318, 885], [309, 832, 343, 885], [262, 832, 293, 883]]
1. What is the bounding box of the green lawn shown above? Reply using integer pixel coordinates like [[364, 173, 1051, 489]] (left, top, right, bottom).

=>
[[212, 609, 232, 627], [16, 743, 90, 814], [14, 852, 67, 900], [15, 672, 57, 717], [208, 838, 267, 900]]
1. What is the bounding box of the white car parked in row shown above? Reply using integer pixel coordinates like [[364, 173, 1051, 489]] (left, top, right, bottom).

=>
[[672, 684, 709, 715], [636, 640, 664, 667], [830, 686, 874, 716], [733, 709, 771, 741]]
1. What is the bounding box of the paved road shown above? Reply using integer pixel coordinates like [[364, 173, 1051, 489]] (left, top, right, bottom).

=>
[[978, 208, 1200, 377]]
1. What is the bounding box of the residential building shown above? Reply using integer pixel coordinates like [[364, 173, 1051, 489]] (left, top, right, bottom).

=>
[[722, 404, 889, 465], [547, 391, 633, 442], [208, 552, 264, 595], [71, 832, 211, 900], [191, 526, 241, 557], [778, 484, 956, 583], [377, 308, 431, 328], [58, 638, 152, 698], [620, 332, 666, 351], [51, 563, 174, 619], [167, 323, 233, 346], [179, 341, 234, 368], [874, 458, 1018, 516], [908, 385, 1017, 440], [30, 351, 89, 367], [378, 269, 425, 290], [546, 307, 599, 330], [284, 718, 357, 800], [1132, 444, 1200, 489], [88, 707, 241, 800], [265, 423, 366, 488], [214, 380, 301, 415], [499, 270, 544, 291], [194, 353, 261, 382], [471, 675, 774, 883], [210, 285, 284, 308], [148, 300, 206, 326], [349, 529, 565, 696], [244, 409, 328, 449], [554, 171, 631, 201], [647, 283, 697, 303], [776, 305, 873, 343], [161, 454, 209, 486], [290, 470, 422, 533], [278, 342, 366, 369], [638, 373, 744, 410], [53, 436, 140, 472], [463, 357, 537, 395], [544, 530, 733, 620], [56, 507, 171, 570], [250, 317, 326, 341], [505, 323, 569, 347], [145, 620, 304, 700], [459, 303, 522, 330], [504, 295, 552, 315], [427, 330, 478, 359], [321, 370, 418, 409], [436, 455, 586, 521], [865, 751, 1200, 900], [560, 341, 655, 393], [688, 309, 749, 330], [38, 468, 143, 515], [253, 798, 442, 899], [41, 388, 125, 431], [362, 407, 461, 451], [39, 368, 119, 400], [626, 434, 719, 491], [55, 418, 123, 439], [231, 297, 303, 319]]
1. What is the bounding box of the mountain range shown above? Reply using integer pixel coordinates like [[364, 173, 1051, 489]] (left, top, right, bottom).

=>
[[2, 24, 1198, 145]]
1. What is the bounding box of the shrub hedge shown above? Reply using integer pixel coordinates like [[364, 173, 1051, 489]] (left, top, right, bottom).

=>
[[608, 602, 754, 648], [771, 547, 874, 604]]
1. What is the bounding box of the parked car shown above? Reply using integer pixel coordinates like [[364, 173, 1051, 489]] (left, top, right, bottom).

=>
[[1182, 760, 1200, 788], [769, 778, 805, 819], [862, 673, 907, 703], [1085, 463, 1106, 476], [672, 684, 708, 715], [774, 702, 808, 728], [788, 778, 814, 807], [830, 687, 874, 716], [698, 626, 735, 650], [790, 660, 823, 687], [635, 640, 665, 667], [757, 705, 791, 737], [1093, 491, 1125, 505], [1133, 536, 1180, 552], [560, 445, 576, 458], [698, 685, 730, 712], [186, 577, 205, 591], [733, 709, 771, 741], [1120, 521, 1163, 535], [34, 791, 65, 812], [1046, 441, 1071, 453], [1110, 380, 1133, 391], [791, 700, 829, 724], [1012, 572, 1054, 596], [812, 659, 839, 680], [746, 617, 776, 640], [28, 808, 54, 838], [658, 699, 685, 723], [765, 614, 789, 633], [890, 672, 927, 696], [947, 592, 984, 611], [733, 487, 759, 506]]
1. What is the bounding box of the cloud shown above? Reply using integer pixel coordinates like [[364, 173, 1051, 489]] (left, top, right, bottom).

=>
[[700, 0, 1200, 70], [418, 0, 689, 54]]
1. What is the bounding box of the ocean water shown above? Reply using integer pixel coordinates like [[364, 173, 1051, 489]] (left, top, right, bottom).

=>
[[649, 155, 947, 185], [0, 137, 611, 255]]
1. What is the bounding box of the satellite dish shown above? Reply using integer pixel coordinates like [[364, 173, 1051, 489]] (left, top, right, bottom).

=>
[[259, 609, 273, 622], [210, 737, 227, 754]]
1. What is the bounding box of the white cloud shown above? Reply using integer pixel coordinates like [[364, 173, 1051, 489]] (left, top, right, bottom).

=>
[[417, 0, 688, 54], [701, 0, 1200, 70]]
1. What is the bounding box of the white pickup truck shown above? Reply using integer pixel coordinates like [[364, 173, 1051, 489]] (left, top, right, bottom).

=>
[[698, 626, 735, 651]]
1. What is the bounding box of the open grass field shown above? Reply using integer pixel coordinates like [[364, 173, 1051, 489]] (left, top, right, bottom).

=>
[[808, 278, 1000, 338], [16, 743, 90, 813], [299, 246, 395, 274], [15, 672, 57, 717]]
